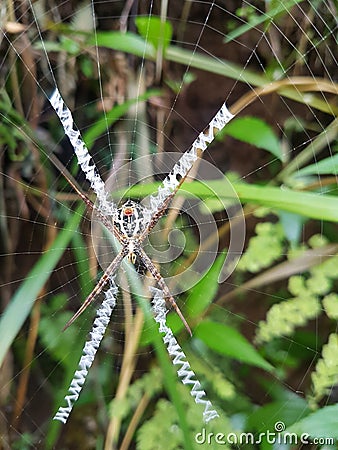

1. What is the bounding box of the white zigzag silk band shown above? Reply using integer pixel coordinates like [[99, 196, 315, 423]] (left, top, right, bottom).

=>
[[148, 102, 234, 215], [53, 279, 118, 424], [54, 281, 219, 424], [151, 287, 219, 423], [49, 88, 115, 216]]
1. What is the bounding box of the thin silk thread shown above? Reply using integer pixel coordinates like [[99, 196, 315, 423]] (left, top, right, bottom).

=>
[[151, 287, 219, 423], [53, 279, 118, 424]]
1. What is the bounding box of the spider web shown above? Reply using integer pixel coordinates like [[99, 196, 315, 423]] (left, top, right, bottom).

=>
[[0, 0, 337, 448]]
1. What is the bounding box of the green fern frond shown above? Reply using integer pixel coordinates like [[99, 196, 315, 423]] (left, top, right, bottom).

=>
[[237, 222, 285, 273], [109, 367, 162, 420], [323, 293, 338, 320], [137, 384, 232, 450], [288, 275, 307, 296], [310, 254, 338, 280], [309, 333, 338, 407], [304, 252, 338, 298], [306, 273, 332, 296], [207, 371, 235, 401], [187, 354, 235, 401], [288, 247, 338, 298], [254, 235, 338, 345], [255, 296, 321, 344], [308, 234, 329, 248], [137, 399, 180, 450], [253, 206, 271, 218]]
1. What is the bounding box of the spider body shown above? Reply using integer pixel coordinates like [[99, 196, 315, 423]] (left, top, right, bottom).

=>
[[114, 200, 145, 263]]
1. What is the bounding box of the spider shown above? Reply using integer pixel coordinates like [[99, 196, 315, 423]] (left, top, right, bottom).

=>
[[49, 88, 233, 337]]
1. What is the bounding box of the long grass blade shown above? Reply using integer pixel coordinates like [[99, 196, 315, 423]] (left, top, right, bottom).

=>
[[0, 204, 84, 366]]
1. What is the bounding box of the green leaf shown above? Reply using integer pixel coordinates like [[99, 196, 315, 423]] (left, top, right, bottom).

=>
[[248, 397, 310, 431], [233, 182, 338, 222], [91, 31, 156, 58], [225, 0, 303, 43], [71, 232, 94, 297], [0, 204, 85, 366], [194, 320, 274, 371], [135, 16, 172, 51], [88, 32, 335, 115], [220, 116, 284, 162], [39, 295, 82, 367], [295, 153, 338, 177], [60, 35, 80, 54], [279, 118, 338, 180], [140, 257, 225, 343], [165, 46, 267, 87], [186, 252, 226, 318], [92, 30, 266, 85], [119, 179, 338, 223], [287, 404, 338, 438]]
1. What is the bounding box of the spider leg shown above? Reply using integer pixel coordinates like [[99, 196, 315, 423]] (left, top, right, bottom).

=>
[[49, 153, 125, 244], [139, 188, 178, 242], [63, 248, 128, 331], [136, 248, 192, 336], [49, 88, 116, 216], [141, 102, 234, 237]]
